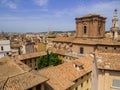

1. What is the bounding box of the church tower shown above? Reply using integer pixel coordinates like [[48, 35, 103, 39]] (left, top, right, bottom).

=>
[[75, 14, 106, 39], [110, 9, 120, 40]]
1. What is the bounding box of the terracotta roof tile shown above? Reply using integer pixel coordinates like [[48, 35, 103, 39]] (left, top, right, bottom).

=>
[[53, 37, 75, 43], [0, 56, 48, 90], [53, 37, 120, 45], [0, 56, 25, 77], [15, 51, 47, 61], [97, 53, 120, 71], [4, 71, 47, 90], [38, 55, 93, 90]]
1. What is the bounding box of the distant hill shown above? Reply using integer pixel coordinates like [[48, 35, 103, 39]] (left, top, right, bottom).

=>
[[52, 30, 75, 34]]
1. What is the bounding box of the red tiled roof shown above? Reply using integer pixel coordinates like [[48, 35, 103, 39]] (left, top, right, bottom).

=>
[[38, 55, 93, 90], [15, 51, 47, 61], [0, 56, 48, 90], [53, 37, 120, 45], [97, 53, 120, 71]]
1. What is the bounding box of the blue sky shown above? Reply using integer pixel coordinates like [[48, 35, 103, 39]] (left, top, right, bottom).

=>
[[0, 0, 120, 32]]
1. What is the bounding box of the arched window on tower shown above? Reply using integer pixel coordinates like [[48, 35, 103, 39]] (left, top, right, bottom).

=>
[[84, 26, 87, 34]]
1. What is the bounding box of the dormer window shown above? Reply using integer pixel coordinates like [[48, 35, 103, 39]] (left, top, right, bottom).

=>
[[73, 64, 84, 71], [79, 66, 84, 70], [73, 64, 77, 68]]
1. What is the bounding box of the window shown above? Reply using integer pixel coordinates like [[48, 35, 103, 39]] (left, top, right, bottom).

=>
[[75, 64, 77, 68], [24, 61, 27, 64], [1, 46, 3, 51], [27, 88, 32, 90], [84, 26, 87, 34], [105, 47, 107, 49], [79, 66, 84, 70], [75, 87, 78, 90], [36, 84, 41, 90], [30, 60, 32, 63], [87, 73, 89, 76], [6, 52, 9, 55], [114, 47, 116, 50], [75, 79, 78, 82], [81, 76, 83, 79], [112, 79, 120, 88], [87, 79, 89, 83], [81, 83, 83, 87], [80, 47, 84, 54]]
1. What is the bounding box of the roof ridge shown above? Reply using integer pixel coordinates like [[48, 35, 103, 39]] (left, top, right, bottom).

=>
[[2, 77, 9, 90], [2, 70, 33, 90]]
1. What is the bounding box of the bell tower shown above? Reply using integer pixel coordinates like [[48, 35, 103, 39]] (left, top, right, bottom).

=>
[[75, 14, 106, 39], [110, 9, 120, 40]]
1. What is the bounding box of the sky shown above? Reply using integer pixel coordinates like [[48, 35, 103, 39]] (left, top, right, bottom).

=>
[[0, 0, 120, 32]]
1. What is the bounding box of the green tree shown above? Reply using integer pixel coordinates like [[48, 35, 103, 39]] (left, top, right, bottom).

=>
[[49, 52, 61, 66], [37, 52, 62, 69]]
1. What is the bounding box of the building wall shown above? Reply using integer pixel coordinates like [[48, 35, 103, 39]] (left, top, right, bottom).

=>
[[68, 72, 91, 90], [72, 44, 94, 54], [57, 54, 77, 63], [97, 45, 120, 53], [21, 56, 45, 70], [54, 42, 72, 51], [28, 83, 45, 90], [98, 70, 120, 90], [22, 43, 34, 54], [0, 40, 11, 58], [26, 44, 34, 54], [53, 41, 120, 56]]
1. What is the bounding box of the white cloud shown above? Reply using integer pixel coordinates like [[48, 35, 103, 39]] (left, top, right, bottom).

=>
[[0, 0, 120, 32], [54, 1, 120, 18], [44, 0, 119, 32], [34, 0, 49, 6], [0, 0, 17, 9], [6, 2, 17, 9]]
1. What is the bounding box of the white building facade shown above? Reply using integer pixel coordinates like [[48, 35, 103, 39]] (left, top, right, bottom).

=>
[[0, 40, 11, 58]]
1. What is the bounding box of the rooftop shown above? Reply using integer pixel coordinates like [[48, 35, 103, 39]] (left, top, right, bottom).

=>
[[0, 56, 47, 90], [97, 53, 120, 71], [76, 14, 106, 19], [15, 51, 47, 61], [53, 37, 120, 45], [38, 55, 92, 90]]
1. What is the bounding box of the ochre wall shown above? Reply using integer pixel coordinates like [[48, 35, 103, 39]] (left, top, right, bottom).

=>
[[98, 70, 120, 90]]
